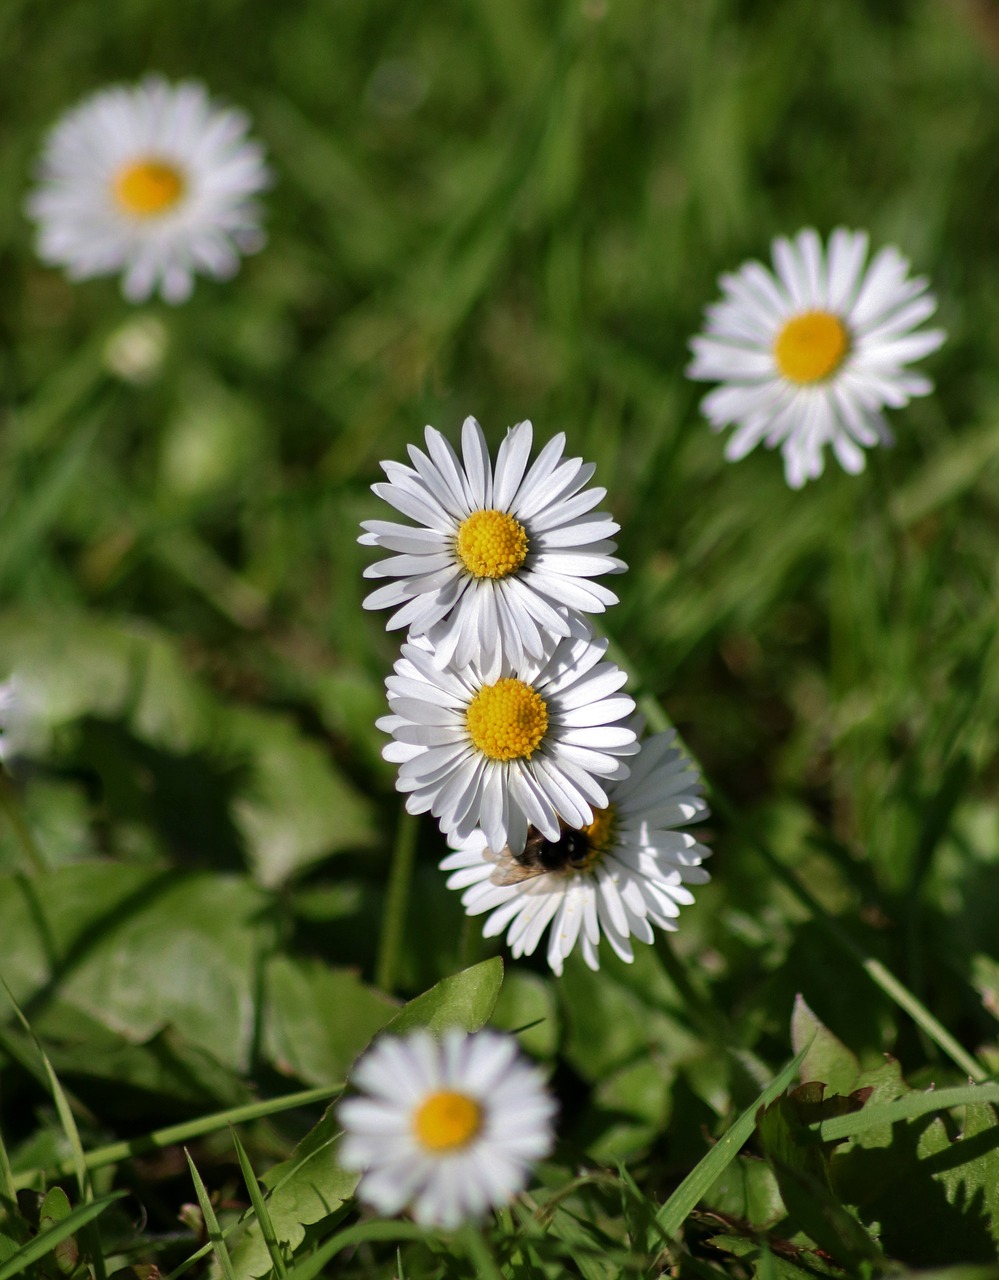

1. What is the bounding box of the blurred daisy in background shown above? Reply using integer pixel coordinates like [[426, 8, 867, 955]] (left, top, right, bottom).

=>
[[379, 631, 638, 856], [687, 228, 945, 488], [338, 1029, 556, 1229], [27, 76, 270, 304], [360, 417, 625, 679], [441, 728, 711, 976]]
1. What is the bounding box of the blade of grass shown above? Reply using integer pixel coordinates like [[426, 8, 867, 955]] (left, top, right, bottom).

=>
[[0, 1192, 126, 1280], [655, 1048, 806, 1242], [0, 1108, 28, 1249], [1, 982, 107, 1280], [458, 1225, 504, 1280], [712, 788, 989, 1085], [15, 1084, 341, 1186], [184, 1150, 236, 1280], [612, 642, 990, 1086], [805, 1081, 999, 1144], [230, 1129, 286, 1279]]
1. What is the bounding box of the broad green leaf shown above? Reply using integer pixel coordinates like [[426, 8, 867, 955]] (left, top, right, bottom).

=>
[[0, 866, 268, 1072], [223, 707, 377, 887], [791, 994, 860, 1096], [756, 1087, 882, 1268], [703, 1154, 784, 1230], [380, 957, 504, 1037], [262, 956, 396, 1085], [228, 1106, 356, 1280]]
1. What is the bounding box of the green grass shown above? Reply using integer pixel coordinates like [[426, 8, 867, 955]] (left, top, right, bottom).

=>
[[3, 0, 999, 1275]]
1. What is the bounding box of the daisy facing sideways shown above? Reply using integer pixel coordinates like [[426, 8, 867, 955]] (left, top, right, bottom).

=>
[[687, 227, 945, 488], [27, 76, 270, 303], [360, 417, 625, 678], [338, 1029, 556, 1229], [379, 631, 638, 857], [441, 727, 711, 976]]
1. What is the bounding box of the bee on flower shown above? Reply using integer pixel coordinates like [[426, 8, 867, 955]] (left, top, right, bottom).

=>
[[441, 727, 711, 976], [687, 228, 945, 487], [26, 76, 270, 304]]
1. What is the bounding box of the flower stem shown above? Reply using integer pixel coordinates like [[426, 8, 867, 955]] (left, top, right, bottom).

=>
[[376, 810, 419, 994], [0, 773, 48, 875]]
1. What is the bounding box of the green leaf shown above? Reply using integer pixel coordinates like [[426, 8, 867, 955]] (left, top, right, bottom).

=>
[[223, 707, 377, 887], [756, 1086, 882, 1268], [707, 1234, 844, 1279], [0, 865, 269, 1072], [656, 1049, 806, 1239], [37, 1188, 78, 1277], [262, 956, 396, 1085], [231, 1131, 286, 1280], [0, 1193, 125, 1280], [790, 994, 860, 1096], [488, 968, 559, 1057], [227, 1106, 356, 1280], [380, 957, 504, 1037]]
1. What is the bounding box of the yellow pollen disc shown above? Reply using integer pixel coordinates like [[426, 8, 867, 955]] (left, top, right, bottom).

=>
[[773, 310, 849, 384], [412, 1090, 483, 1152], [466, 678, 549, 762], [113, 158, 186, 217], [579, 804, 617, 870], [455, 509, 529, 580]]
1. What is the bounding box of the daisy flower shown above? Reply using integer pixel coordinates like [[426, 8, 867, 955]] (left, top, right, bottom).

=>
[[359, 417, 625, 678], [440, 728, 711, 976], [687, 228, 946, 488], [379, 631, 638, 855], [338, 1028, 556, 1229], [26, 76, 270, 304]]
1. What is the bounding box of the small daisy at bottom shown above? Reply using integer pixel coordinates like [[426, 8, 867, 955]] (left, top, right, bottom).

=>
[[337, 1029, 556, 1229], [441, 729, 711, 976]]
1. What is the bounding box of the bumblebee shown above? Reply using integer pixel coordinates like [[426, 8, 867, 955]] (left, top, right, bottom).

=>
[[489, 821, 595, 886]]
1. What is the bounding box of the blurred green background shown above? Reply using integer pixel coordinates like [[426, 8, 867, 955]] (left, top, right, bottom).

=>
[[3, 0, 999, 1268]]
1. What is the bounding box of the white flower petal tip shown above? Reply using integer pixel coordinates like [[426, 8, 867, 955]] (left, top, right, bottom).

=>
[[687, 227, 946, 487], [359, 417, 626, 671], [380, 631, 639, 856], [0, 674, 45, 766], [337, 1028, 556, 1229], [26, 76, 271, 304], [441, 728, 711, 976]]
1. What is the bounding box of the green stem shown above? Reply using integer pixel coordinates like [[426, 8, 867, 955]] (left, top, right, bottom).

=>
[[0, 774, 48, 875], [376, 810, 419, 993], [14, 1083, 341, 1187]]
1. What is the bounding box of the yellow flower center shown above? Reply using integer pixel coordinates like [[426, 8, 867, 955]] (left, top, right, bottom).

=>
[[577, 804, 616, 871], [412, 1090, 483, 1152], [113, 158, 186, 218], [455, 509, 529, 580], [466, 678, 549, 762], [772, 310, 849, 384]]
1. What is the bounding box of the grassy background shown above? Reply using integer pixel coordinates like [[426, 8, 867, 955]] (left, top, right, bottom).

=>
[[3, 0, 999, 1273]]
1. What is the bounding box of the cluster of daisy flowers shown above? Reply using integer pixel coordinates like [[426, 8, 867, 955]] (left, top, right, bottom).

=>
[[362, 415, 712, 976]]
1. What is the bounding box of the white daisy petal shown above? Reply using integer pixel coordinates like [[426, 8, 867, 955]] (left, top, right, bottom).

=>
[[26, 76, 270, 303], [688, 227, 945, 487], [362, 419, 625, 669], [338, 1029, 556, 1229], [442, 726, 711, 974]]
